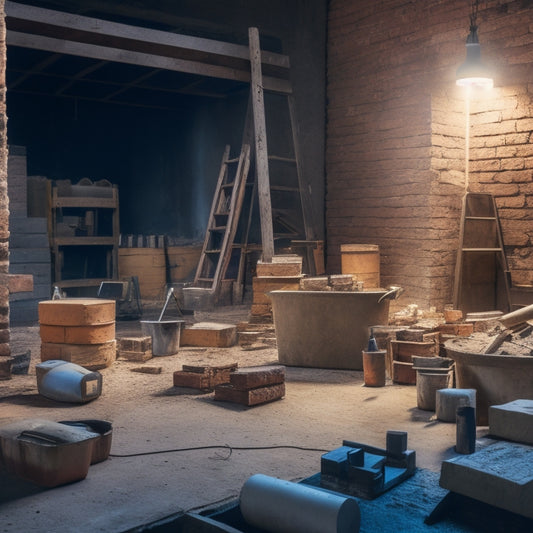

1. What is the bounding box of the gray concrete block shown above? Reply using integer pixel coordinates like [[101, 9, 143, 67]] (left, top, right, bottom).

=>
[[436, 388, 476, 422], [440, 440, 533, 519], [489, 399, 533, 445]]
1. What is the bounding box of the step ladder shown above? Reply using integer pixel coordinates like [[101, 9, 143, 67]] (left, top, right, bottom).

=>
[[453, 192, 511, 314], [192, 143, 251, 303]]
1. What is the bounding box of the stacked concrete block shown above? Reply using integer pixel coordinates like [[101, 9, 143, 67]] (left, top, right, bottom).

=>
[[8, 146, 51, 324], [39, 299, 116, 370], [251, 256, 303, 321], [214, 365, 285, 406], [117, 336, 152, 362], [173, 363, 238, 391]]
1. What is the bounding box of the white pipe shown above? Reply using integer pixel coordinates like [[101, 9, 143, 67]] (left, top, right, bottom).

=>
[[239, 474, 360, 533]]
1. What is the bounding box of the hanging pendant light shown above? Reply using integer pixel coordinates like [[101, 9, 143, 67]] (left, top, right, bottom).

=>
[[456, 0, 493, 88]]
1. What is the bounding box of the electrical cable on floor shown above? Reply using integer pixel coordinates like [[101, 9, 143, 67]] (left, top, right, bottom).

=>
[[109, 444, 330, 460]]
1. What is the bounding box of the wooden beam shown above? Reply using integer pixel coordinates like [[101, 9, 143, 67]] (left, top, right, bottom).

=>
[[249, 27, 274, 263], [7, 31, 291, 94]]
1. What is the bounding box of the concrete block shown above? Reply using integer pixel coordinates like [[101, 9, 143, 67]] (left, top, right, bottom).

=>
[[321, 446, 353, 477], [439, 440, 533, 519], [119, 350, 152, 362], [328, 274, 354, 291], [436, 388, 476, 423], [300, 276, 329, 291], [181, 322, 237, 347], [489, 399, 533, 445]]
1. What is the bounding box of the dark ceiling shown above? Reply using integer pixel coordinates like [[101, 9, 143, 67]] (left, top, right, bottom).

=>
[[5, 0, 287, 110]]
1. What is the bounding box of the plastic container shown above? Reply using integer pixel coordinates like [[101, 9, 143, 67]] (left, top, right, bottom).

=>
[[141, 320, 184, 356], [36, 360, 102, 403]]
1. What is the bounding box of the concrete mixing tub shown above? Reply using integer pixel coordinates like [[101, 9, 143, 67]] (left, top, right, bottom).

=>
[[445, 337, 533, 425], [269, 290, 391, 370]]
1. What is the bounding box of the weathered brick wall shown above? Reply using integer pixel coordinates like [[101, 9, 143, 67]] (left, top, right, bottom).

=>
[[0, 0, 9, 356], [326, 0, 533, 310]]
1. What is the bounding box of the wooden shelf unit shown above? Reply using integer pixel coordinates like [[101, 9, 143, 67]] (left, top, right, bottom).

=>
[[49, 183, 119, 291]]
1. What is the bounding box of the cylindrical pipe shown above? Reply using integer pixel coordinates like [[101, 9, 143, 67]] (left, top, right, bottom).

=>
[[498, 303, 533, 329], [240, 474, 360, 533], [456, 406, 476, 454]]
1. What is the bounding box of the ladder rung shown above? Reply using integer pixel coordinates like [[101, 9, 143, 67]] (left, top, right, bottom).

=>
[[221, 183, 235, 189], [465, 216, 496, 221], [268, 155, 296, 164], [461, 248, 503, 252], [226, 157, 240, 164], [209, 226, 227, 232], [197, 277, 214, 282], [205, 249, 221, 254]]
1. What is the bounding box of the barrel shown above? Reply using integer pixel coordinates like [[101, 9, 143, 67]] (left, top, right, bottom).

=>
[[340, 244, 380, 288]]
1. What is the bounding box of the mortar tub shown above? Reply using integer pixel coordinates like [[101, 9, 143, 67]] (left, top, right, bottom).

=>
[[141, 320, 184, 356], [269, 290, 391, 370], [444, 338, 533, 425]]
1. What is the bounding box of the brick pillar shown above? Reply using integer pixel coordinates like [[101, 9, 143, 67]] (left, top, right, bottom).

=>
[[0, 0, 10, 359]]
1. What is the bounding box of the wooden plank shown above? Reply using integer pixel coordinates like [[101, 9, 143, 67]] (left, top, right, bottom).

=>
[[249, 27, 275, 262], [5, 1, 290, 69], [6, 30, 291, 94]]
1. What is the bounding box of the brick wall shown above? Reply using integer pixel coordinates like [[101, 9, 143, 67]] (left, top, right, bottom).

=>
[[326, 0, 533, 310], [0, 0, 9, 356]]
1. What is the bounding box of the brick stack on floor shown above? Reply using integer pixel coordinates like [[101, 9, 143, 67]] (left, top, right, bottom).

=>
[[214, 365, 285, 406], [117, 336, 152, 362], [173, 363, 238, 391], [250, 256, 303, 323], [39, 299, 116, 370]]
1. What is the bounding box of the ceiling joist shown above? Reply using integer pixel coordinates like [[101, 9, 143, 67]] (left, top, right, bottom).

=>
[[5, 0, 292, 95]]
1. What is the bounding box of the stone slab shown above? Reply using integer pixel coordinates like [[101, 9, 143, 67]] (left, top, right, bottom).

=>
[[38, 299, 116, 326], [439, 440, 533, 519], [181, 322, 237, 347], [489, 399, 533, 445]]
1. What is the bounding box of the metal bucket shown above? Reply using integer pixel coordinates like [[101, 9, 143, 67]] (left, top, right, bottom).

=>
[[141, 320, 184, 356]]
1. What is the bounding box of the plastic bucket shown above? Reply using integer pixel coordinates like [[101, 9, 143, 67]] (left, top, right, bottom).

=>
[[141, 320, 183, 356]]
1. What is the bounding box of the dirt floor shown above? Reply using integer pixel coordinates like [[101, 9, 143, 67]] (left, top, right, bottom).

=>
[[0, 304, 494, 532]]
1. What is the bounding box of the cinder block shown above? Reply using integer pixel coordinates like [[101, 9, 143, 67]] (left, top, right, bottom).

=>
[[300, 276, 329, 291], [181, 322, 237, 347], [489, 399, 533, 445], [329, 274, 354, 291]]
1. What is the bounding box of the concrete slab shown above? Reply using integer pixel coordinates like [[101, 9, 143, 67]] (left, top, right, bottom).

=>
[[436, 389, 476, 423], [489, 399, 533, 445], [440, 440, 533, 519]]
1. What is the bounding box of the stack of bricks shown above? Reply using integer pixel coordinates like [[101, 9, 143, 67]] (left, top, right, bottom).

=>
[[437, 309, 474, 341], [173, 363, 238, 391], [214, 365, 285, 406], [300, 274, 355, 291], [39, 299, 116, 371], [117, 336, 152, 362], [250, 256, 303, 322], [391, 329, 440, 385]]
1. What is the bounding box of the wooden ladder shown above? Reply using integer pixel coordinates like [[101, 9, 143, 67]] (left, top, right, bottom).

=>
[[247, 27, 318, 272], [193, 143, 251, 301], [453, 192, 511, 314]]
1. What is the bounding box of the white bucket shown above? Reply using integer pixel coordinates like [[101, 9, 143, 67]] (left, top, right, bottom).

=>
[[141, 320, 183, 356]]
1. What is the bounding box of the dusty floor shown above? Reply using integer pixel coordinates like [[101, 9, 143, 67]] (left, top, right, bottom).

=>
[[0, 304, 490, 532]]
